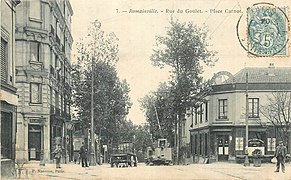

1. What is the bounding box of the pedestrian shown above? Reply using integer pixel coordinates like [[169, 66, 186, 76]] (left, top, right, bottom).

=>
[[79, 142, 89, 167], [53, 144, 62, 169], [274, 140, 287, 173]]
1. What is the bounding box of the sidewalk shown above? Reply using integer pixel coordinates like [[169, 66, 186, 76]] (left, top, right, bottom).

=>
[[3, 161, 291, 180], [189, 162, 291, 180], [4, 161, 103, 179]]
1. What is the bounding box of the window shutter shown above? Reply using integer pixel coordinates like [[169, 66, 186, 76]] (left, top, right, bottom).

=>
[[1, 38, 8, 82]]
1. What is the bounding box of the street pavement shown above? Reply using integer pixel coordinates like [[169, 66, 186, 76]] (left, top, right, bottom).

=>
[[3, 161, 291, 180]]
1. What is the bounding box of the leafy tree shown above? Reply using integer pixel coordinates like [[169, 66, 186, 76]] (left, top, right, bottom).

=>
[[260, 91, 291, 151], [140, 82, 176, 146], [149, 18, 217, 163], [133, 124, 153, 162], [72, 20, 132, 145]]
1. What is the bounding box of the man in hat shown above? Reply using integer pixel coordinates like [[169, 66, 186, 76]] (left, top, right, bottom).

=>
[[79, 142, 89, 167], [274, 141, 287, 173]]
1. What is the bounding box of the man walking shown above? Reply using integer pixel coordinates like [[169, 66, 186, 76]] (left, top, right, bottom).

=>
[[79, 142, 89, 167], [274, 141, 287, 173], [53, 144, 62, 169]]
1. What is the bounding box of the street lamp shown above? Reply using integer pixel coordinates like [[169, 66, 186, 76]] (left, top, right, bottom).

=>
[[244, 72, 250, 166], [90, 57, 97, 166]]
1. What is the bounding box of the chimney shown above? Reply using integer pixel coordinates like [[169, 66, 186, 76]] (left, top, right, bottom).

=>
[[268, 63, 275, 69], [267, 63, 275, 76]]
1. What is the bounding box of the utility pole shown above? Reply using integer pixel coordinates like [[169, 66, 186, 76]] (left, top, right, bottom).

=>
[[90, 57, 97, 166], [244, 72, 250, 166], [176, 114, 179, 164]]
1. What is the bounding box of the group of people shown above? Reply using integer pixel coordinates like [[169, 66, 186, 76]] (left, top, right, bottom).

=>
[[52, 140, 287, 172], [52, 142, 89, 169]]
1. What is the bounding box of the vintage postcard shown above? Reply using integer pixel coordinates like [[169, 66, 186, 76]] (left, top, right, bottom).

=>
[[1, 0, 291, 179]]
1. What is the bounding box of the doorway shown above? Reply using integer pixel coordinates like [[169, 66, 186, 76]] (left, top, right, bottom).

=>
[[28, 125, 41, 160], [217, 135, 229, 161]]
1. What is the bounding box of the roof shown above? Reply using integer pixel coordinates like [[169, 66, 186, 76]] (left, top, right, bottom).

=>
[[229, 66, 291, 84]]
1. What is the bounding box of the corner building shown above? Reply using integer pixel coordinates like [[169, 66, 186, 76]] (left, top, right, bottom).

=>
[[15, 0, 74, 163], [187, 65, 291, 163]]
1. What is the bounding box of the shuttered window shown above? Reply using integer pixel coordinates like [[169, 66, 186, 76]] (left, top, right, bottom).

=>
[[1, 38, 8, 82]]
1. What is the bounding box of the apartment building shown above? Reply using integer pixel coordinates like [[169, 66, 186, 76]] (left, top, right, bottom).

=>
[[14, 0, 74, 163], [1, 0, 21, 176]]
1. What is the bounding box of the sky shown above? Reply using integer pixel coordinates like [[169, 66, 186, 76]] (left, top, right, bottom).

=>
[[70, 0, 291, 125]]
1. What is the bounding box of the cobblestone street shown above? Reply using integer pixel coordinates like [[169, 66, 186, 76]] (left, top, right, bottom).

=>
[[4, 162, 291, 180]]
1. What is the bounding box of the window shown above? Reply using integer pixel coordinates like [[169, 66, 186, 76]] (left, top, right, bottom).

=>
[[55, 54, 58, 68], [249, 98, 259, 118], [194, 108, 198, 125], [199, 104, 203, 123], [182, 121, 186, 137], [199, 134, 203, 155], [50, 87, 53, 105], [267, 138, 276, 151], [204, 133, 208, 156], [30, 83, 42, 103], [194, 134, 198, 154], [30, 42, 40, 62], [1, 38, 8, 82], [55, 91, 59, 108], [205, 101, 208, 122], [1, 112, 12, 159], [30, 0, 41, 20], [235, 137, 244, 150], [218, 99, 228, 119]]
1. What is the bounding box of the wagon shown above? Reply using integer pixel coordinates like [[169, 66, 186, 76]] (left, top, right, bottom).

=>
[[110, 153, 137, 168]]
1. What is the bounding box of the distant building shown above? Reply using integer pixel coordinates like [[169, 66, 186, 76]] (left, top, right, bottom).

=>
[[185, 64, 291, 163], [15, 0, 74, 163], [1, 0, 21, 177]]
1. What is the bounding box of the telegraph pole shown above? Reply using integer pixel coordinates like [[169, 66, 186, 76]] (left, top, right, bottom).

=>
[[244, 72, 250, 166]]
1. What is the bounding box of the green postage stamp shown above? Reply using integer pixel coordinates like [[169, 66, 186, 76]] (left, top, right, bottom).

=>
[[247, 3, 289, 57]]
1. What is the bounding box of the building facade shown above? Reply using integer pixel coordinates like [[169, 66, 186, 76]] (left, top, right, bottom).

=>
[[186, 65, 291, 163], [15, 0, 74, 163], [1, 0, 21, 177]]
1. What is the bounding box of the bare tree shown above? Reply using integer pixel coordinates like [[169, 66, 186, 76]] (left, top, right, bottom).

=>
[[260, 91, 291, 150]]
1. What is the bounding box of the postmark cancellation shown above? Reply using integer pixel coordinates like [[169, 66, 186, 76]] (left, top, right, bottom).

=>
[[247, 3, 289, 57]]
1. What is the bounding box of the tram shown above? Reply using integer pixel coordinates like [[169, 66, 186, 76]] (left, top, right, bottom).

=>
[[145, 139, 173, 166]]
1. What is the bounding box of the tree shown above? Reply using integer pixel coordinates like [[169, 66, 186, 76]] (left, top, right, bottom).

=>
[[133, 124, 153, 162], [149, 18, 217, 163], [151, 18, 216, 106], [139, 82, 176, 145], [72, 20, 132, 144], [260, 91, 291, 150]]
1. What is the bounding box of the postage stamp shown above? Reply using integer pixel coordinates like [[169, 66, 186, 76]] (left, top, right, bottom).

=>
[[247, 3, 289, 57]]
